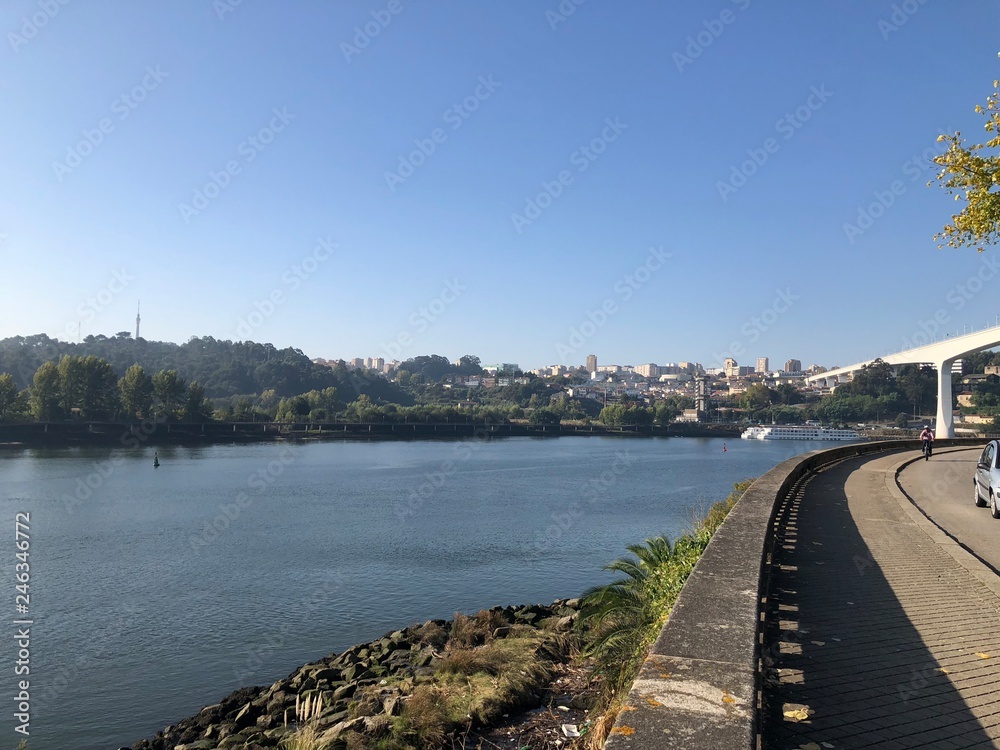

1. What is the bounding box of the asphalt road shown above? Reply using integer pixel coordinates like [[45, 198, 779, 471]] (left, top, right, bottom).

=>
[[897, 445, 1000, 572]]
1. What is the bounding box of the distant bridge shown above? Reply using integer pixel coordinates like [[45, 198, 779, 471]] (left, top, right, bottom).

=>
[[805, 323, 1000, 437]]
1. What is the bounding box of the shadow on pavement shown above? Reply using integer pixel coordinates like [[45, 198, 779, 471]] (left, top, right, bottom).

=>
[[761, 453, 1000, 749]]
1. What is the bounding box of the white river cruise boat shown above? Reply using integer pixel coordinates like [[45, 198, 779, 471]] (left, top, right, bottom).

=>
[[740, 425, 861, 441]]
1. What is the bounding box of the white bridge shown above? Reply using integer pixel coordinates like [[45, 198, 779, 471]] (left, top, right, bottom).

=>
[[805, 323, 1000, 437]]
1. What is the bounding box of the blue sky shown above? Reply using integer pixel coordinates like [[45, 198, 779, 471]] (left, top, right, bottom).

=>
[[3, 1, 1000, 372]]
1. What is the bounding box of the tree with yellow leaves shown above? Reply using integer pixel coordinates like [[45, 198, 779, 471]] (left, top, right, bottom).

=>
[[930, 56, 1000, 252]]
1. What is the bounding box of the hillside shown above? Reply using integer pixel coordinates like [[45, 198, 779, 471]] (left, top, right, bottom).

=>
[[0, 334, 411, 403]]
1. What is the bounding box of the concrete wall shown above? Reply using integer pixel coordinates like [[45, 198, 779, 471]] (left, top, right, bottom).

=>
[[603, 438, 977, 749]]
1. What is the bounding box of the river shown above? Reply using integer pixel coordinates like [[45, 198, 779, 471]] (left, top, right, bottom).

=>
[[0, 435, 831, 749]]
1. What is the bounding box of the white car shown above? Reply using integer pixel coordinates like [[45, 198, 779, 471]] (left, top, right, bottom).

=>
[[973, 439, 1000, 518]]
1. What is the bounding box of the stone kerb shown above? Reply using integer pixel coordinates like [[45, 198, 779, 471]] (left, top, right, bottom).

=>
[[602, 439, 942, 749]]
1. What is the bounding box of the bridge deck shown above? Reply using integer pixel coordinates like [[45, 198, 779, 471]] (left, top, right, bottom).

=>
[[762, 450, 1000, 749]]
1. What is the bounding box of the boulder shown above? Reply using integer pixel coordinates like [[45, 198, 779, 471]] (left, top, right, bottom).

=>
[[332, 682, 356, 702], [316, 717, 366, 745], [231, 702, 256, 730]]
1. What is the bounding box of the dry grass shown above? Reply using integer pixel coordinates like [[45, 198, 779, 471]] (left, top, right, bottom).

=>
[[280, 723, 324, 750], [280, 690, 331, 750], [400, 685, 450, 747], [447, 609, 509, 649], [584, 707, 622, 750], [413, 621, 449, 649]]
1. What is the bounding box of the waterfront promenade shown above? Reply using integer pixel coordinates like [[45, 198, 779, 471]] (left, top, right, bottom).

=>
[[762, 448, 1000, 748]]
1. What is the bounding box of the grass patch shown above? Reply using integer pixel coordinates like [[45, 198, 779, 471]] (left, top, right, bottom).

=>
[[347, 629, 556, 748]]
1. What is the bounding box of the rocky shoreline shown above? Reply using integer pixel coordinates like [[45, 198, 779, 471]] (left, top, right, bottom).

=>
[[122, 599, 590, 750]]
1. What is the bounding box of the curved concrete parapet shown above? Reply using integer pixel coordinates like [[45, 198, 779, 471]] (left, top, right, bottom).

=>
[[603, 438, 977, 749]]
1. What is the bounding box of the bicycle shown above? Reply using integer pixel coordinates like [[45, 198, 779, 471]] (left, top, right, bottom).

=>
[[922, 440, 932, 460]]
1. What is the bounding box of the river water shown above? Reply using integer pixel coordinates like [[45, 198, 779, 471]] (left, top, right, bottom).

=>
[[0, 435, 834, 749]]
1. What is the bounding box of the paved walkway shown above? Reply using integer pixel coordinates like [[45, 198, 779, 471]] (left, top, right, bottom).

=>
[[762, 449, 1000, 749]]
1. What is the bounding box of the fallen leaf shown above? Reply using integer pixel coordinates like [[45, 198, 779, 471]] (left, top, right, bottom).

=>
[[799, 743, 822, 750], [722, 691, 735, 704], [977, 653, 991, 659], [620, 705, 637, 712], [646, 697, 664, 707], [937, 667, 950, 674], [610, 725, 635, 736], [784, 708, 811, 722], [811, 641, 826, 646]]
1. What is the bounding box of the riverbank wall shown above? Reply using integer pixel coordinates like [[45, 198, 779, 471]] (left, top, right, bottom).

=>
[[0, 420, 741, 448]]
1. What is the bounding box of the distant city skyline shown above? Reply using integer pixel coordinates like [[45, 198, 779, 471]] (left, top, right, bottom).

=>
[[32, 313, 883, 374], [325, 348, 814, 374]]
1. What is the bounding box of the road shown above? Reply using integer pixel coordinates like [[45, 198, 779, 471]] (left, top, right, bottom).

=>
[[897, 444, 1000, 572]]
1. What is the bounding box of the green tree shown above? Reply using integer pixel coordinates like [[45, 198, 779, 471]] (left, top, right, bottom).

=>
[[845, 358, 897, 399], [896, 365, 936, 418], [182, 382, 213, 422], [455, 355, 483, 375], [258, 388, 279, 412], [304, 387, 338, 420], [529, 407, 561, 425], [0, 373, 26, 422], [654, 401, 679, 426], [275, 396, 309, 422], [930, 70, 1000, 251], [774, 383, 802, 405], [740, 383, 774, 411], [55, 355, 119, 419], [119, 364, 153, 420], [599, 403, 625, 426], [152, 369, 186, 420], [344, 394, 382, 422], [79, 356, 121, 419], [233, 397, 254, 421], [30, 362, 62, 421], [56, 355, 86, 417]]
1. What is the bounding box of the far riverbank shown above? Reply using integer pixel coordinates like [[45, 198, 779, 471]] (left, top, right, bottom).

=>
[[0, 420, 742, 448]]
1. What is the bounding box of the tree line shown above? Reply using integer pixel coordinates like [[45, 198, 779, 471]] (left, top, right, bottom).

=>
[[0, 334, 402, 400], [0, 356, 215, 423]]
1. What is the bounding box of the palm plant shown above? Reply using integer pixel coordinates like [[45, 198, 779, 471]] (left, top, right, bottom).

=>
[[579, 535, 684, 695]]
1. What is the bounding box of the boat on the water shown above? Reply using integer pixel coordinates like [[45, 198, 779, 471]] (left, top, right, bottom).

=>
[[740, 425, 860, 441]]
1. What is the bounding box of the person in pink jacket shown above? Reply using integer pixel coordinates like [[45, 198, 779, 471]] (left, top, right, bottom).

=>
[[919, 426, 934, 460]]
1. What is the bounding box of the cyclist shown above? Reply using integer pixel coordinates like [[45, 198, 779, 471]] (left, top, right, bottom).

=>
[[919, 425, 934, 460]]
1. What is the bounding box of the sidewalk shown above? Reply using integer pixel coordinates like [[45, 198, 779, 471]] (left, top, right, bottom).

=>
[[762, 450, 1000, 749]]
